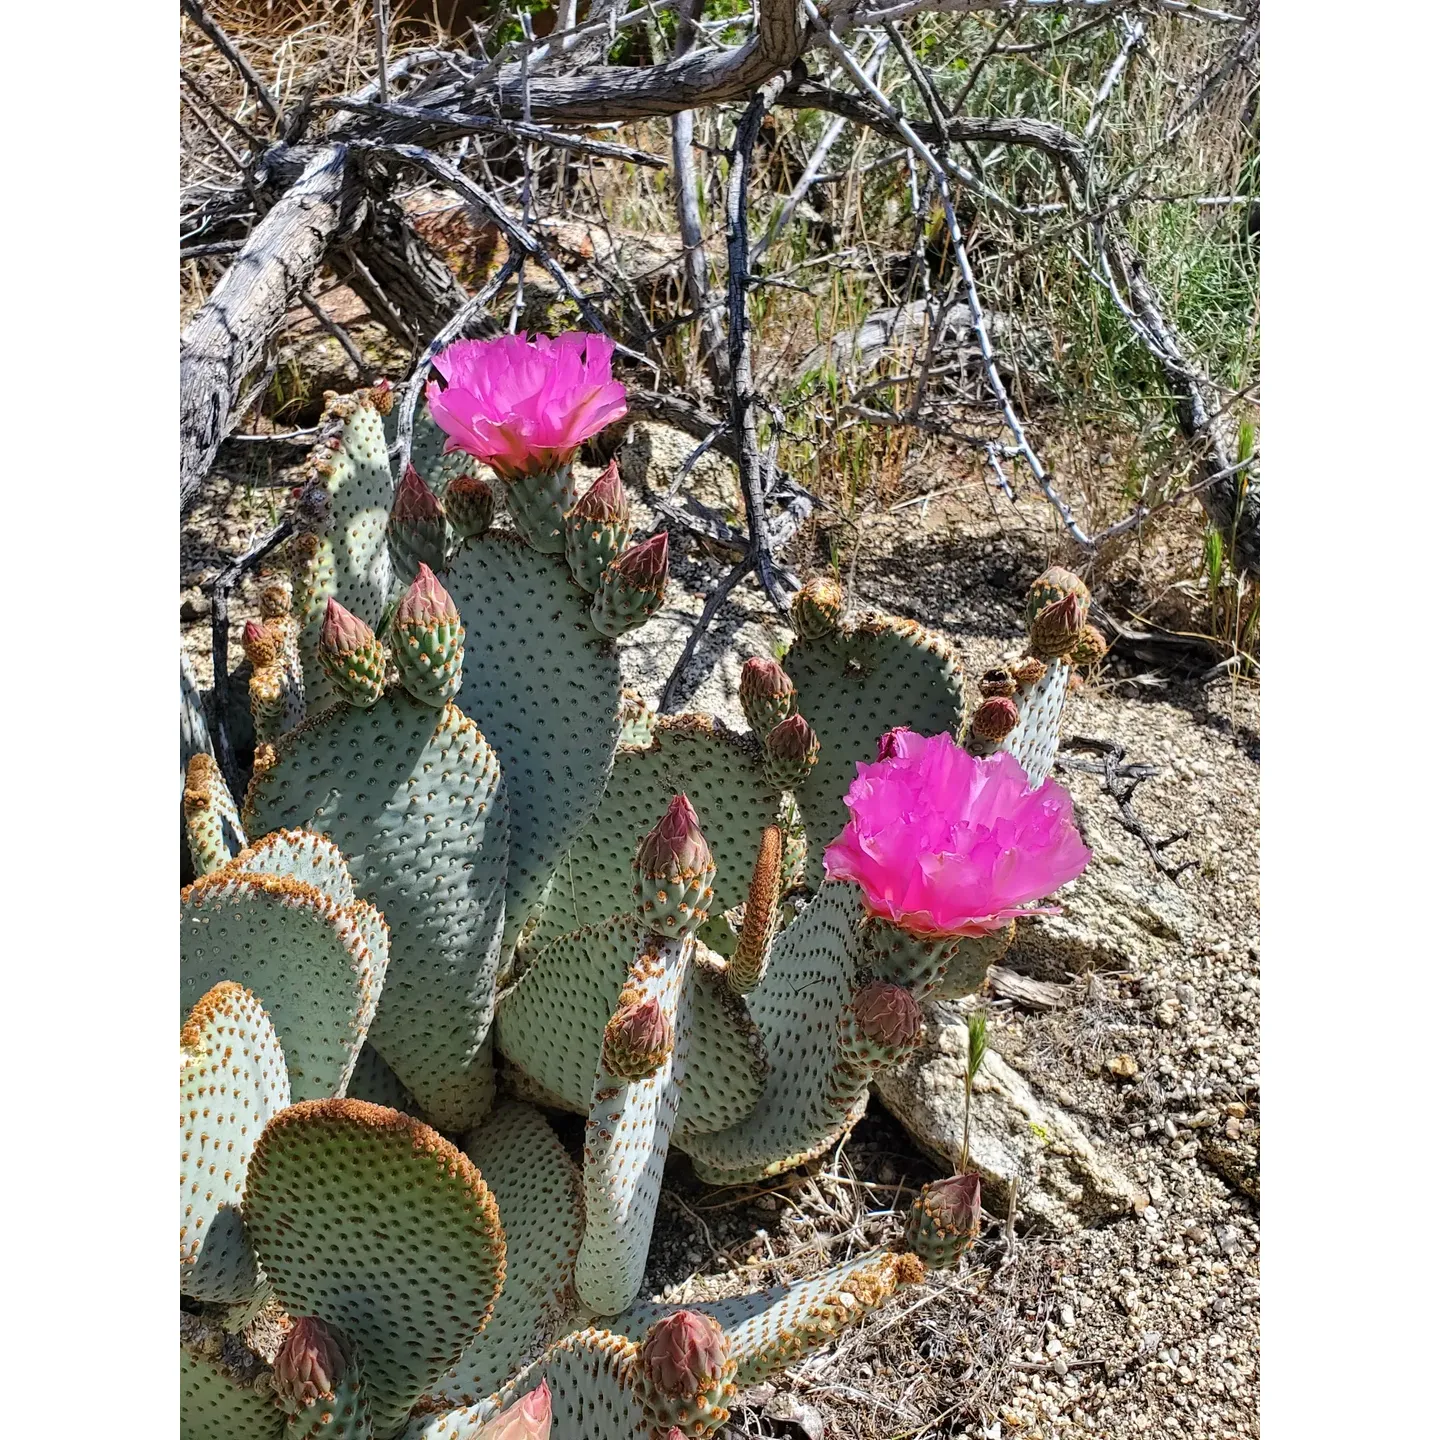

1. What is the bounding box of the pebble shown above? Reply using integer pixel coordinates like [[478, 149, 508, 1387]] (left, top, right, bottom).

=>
[[1108, 1053, 1139, 1079]]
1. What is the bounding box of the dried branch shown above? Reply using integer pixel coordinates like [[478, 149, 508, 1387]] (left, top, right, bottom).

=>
[[180, 0, 280, 122]]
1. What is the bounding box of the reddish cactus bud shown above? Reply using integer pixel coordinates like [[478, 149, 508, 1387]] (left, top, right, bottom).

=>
[[978, 668, 1016, 699], [1029, 590, 1086, 660], [601, 993, 674, 1080], [636, 794, 712, 882], [1025, 565, 1089, 625], [395, 563, 460, 629], [1010, 656, 1048, 687], [241, 620, 280, 668], [850, 981, 923, 1051], [970, 695, 1020, 743], [320, 597, 377, 656], [571, 458, 630, 527], [792, 575, 844, 640], [639, 1311, 731, 1396], [905, 1172, 984, 1269], [272, 1318, 345, 1414], [739, 656, 795, 737], [395, 465, 445, 525], [763, 712, 820, 790], [474, 1379, 552, 1440], [613, 531, 668, 590]]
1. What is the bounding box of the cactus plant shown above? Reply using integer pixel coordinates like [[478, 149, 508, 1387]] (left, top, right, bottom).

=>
[[179, 344, 1104, 1440]]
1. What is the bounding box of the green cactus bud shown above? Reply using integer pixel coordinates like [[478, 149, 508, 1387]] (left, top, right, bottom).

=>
[[634, 1310, 737, 1439], [591, 531, 669, 638], [791, 575, 844, 640], [390, 564, 464, 707], [839, 980, 924, 1067], [273, 1317, 347, 1414], [633, 793, 716, 937], [601, 991, 674, 1081], [563, 458, 631, 593], [444, 474, 496, 541], [726, 826, 782, 996], [978, 667, 1017, 698], [319, 598, 386, 708], [761, 712, 819, 791], [970, 694, 1020, 743], [905, 1172, 983, 1269], [504, 463, 581, 554], [1070, 621, 1109, 667], [388, 464, 450, 583], [738, 657, 795, 738]]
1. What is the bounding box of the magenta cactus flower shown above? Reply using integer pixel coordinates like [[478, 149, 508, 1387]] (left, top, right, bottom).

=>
[[474, 1379, 551, 1440], [425, 332, 627, 479], [823, 729, 1090, 936]]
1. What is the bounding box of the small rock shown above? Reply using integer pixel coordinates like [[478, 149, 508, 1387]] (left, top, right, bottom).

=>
[[181, 588, 210, 622], [1059, 1305, 1076, 1328], [1051, 1357, 1069, 1379], [1107, 1054, 1139, 1079]]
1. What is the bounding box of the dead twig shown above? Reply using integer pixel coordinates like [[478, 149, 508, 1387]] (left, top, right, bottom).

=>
[[180, 0, 280, 122]]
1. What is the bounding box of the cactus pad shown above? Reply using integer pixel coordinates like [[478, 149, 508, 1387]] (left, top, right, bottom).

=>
[[998, 656, 1070, 788], [180, 1314, 284, 1440], [497, 916, 765, 1139], [245, 693, 508, 1133], [293, 388, 397, 712], [181, 852, 388, 1102], [244, 1099, 506, 1438], [532, 717, 778, 952], [785, 616, 965, 885], [185, 752, 248, 878], [180, 982, 291, 1304], [445, 530, 621, 949], [429, 1102, 584, 1406], [684, 884, 870, 1184]]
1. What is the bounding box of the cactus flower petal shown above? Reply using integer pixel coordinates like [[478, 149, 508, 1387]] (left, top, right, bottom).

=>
[[823, 729, 1090, 935]]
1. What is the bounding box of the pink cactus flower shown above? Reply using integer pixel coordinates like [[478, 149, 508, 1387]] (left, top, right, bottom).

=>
[[823, 729, 1090, 936], [426, 332, 627, 479], [475, 1380, 551, 1440]]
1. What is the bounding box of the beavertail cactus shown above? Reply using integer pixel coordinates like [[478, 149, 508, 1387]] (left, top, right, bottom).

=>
[[761, 712, 819, 792], [791, 574, 843, 640], [738, 657, 794, 738], [390, 564, 464, 707], [905, 1172, 984, 1270], [1070, 621, 1108, 667], [445, 474, 496, 541], [969, 693, 1019, 743], [592, 532, 670, 638], [319, 598, 387, 709], [633, 1311, 737, 1438], [563, 458, 631, 593], [633, 793, 715, 938], [388, 464, 450, 583]]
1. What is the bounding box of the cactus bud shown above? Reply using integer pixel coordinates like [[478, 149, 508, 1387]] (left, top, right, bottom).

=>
[[905, 1172, 983, 1269], [318, 597, 386, 708], [738, 657, 795, 738], [970, 695, 1020, 743], [240, 619, 280, 669], [840, 980, 924, 1068], [792, 575, 844, 640], [601, 992, 674, 1080], [978, 668, 1016, 699], [474, 1379, 552, 1440], [1010, 656, 1048, 687], [390, 563, 464, 707], [1069, 622, 1108, 667], [444, 474, 495, 541], [563, 458, 632, 593], [762, 712, 820, 791], [592, 531, 669, 637], [1025, 565, 1089, 625], [635, 1310, 737, 1437], [387, 464, 449, 582], [1029, 590, 1087, 661], [258, 575, 292, 620], [272, 1318, 345, 1414], [633, 793, 716, 937]]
